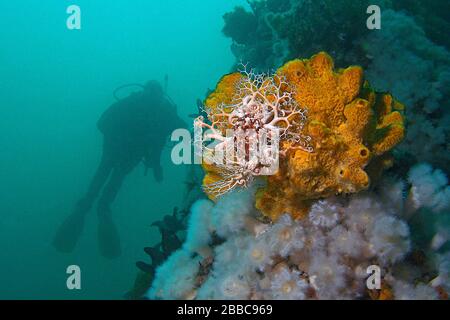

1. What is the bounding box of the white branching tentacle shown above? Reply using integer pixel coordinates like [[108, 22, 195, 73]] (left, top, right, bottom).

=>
[[195, 64, 313, 197]]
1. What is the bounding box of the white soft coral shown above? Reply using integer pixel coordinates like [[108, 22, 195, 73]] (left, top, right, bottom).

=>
[[211, 187, 256, 238], [267, 214, 305, 257], [269, 266, 309, 300], [328, 225, 368, 259], [148, 249, 200, 300], [307, 253, 349, 299], [308, 199, 341, 229], [369, 215, 411, 264], [392, 280, 438, 300], [407, 163, 450, 213], [345, 195, 383, 233], [184, 199, 214, 257]]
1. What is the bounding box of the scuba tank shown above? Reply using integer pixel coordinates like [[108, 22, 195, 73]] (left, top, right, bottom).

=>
[[112, 76, 178, 176], [113, 83, 145, 101], [113, 75, 176, 108]]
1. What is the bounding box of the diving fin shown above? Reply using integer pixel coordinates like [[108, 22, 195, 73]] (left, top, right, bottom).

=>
[[98, 214, 122, 259], [52, 202, 88, 253]]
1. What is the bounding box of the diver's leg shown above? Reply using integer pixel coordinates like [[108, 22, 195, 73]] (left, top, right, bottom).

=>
[[146, 151, 163, 182], [152, 162, 163, 183], [97, 166, 128, 216], [53, 143, 113, 253], [96, 167, 128, 259], [79, 147, 114, 212]]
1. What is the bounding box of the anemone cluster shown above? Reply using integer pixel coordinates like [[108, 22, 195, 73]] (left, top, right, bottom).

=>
[[148, 163, 449, 300], [364, 10, 450, 171]]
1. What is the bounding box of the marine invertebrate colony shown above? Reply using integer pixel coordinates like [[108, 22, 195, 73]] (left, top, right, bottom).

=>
[[201, 52, 405, 220], [407, 163, 450, 213], [222, 1, 450, 174], [222, 0, 373, 70], [364, 9, 450, 172], [148, 162, 450, 300], [146, 50, 450, 299], [222, 6, 258, 46], [141, 2, 450, 301], [259, 52, 405, 219]]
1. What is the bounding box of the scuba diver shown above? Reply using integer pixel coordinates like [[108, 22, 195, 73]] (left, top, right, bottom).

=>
[[53, 80, 186, 259]]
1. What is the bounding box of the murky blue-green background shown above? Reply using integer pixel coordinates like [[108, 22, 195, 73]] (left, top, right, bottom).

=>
[[0, 0, 247, 299]]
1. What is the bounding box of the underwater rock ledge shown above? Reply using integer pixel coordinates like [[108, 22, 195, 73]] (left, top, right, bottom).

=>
[[148, 162, 450, 299], [201, 52, 405, 220], [145, 52, 449, 301]]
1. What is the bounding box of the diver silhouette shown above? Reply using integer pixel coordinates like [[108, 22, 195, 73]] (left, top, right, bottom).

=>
[[53, 80, 186, 259]]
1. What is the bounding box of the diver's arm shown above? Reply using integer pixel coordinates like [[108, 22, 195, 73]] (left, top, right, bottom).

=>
[[143, 137, 165, 182], [163, 99, 187, 130], [143, 135, 166, 168]]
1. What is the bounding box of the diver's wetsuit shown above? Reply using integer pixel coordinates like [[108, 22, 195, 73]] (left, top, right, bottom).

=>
[[53, 83, 185, 258], [84, 91, 168, 215], [84, 135, 143, 217]]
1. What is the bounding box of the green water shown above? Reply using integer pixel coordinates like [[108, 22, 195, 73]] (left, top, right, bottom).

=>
[[0, 0, 246, 299]]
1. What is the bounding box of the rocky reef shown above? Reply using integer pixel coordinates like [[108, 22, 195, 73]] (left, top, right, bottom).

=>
[[126, 166, 204, 299], [139, 1, 450, 300], [146, 52, 449, 300], [148, 163, 449, 300], [201, 52, 405, 220], [222, 0, 450, 174]]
